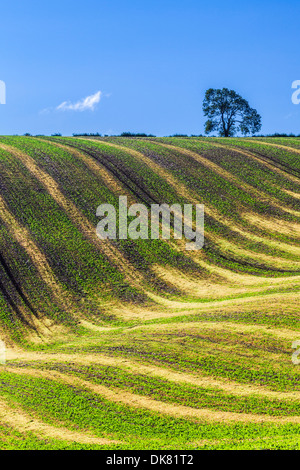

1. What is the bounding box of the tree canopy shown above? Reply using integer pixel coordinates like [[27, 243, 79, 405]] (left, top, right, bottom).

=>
[[203, 88, 262, 137]]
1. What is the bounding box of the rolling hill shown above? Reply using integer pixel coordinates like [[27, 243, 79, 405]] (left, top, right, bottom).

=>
[[0, 136, 299, 450]]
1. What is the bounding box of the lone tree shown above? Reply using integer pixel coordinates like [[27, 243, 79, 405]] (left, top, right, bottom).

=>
[[203, 88, 262, 137]]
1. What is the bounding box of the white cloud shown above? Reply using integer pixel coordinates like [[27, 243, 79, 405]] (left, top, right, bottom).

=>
[[56, 91, 102, 112]]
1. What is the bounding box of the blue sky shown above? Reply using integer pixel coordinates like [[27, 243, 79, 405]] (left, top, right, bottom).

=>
[[1, 0, 299, 136]]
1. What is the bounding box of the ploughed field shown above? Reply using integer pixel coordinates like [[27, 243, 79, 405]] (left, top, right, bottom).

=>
[[0, 135, 299, 449]]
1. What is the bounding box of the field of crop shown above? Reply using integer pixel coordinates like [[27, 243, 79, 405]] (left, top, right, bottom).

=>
[[0, 136, 299, 450]]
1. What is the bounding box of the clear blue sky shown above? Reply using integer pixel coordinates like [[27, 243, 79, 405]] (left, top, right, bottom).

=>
[[1, 0, 299, 136]]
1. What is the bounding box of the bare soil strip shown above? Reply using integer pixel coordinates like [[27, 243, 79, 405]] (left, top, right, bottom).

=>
[[243, 213, 300, 237], [0, 396, 122, 445], [145, 289, 300, 312], [150, 265, 300, 304], [131, 319, 300, 341], [283, 189, 300, 199], [215, 237, 300, 269], [250, 139, 300, 156], [4, 366, 300, 424]]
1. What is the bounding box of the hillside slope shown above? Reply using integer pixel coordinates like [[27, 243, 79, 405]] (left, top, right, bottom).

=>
[[0, 136, 299, 450], [0, 135, 299, 341]]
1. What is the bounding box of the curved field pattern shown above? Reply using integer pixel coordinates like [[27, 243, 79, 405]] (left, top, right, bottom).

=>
[[0, 136, 299, 450]]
